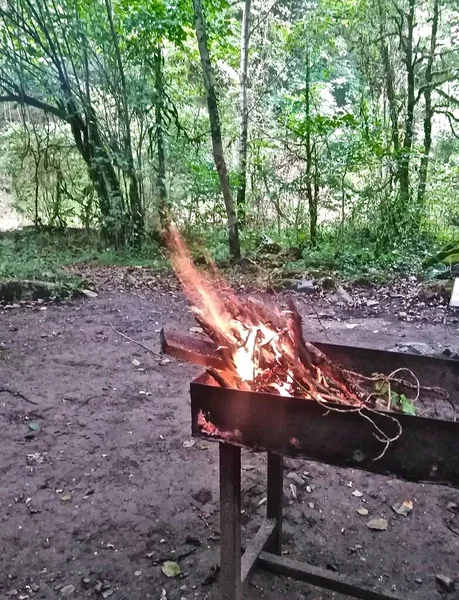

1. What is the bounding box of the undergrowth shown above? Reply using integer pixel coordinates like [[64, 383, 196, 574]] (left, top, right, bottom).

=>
[[0, 227, 166, 287], [0, 224, 448, 297]]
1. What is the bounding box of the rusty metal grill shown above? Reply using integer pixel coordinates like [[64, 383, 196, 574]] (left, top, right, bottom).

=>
[[190, 343, 459, 600]]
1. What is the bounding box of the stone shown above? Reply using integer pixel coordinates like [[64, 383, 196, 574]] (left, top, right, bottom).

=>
[[60, 585, 75, 597], [435, 574, 455, 593], [287, 472, 304, 486], [296, 280, 316, 294]]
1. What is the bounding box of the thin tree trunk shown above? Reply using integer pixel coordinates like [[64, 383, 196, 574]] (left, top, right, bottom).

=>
[[192, 0, 241, 259], [153, 44, 170, 229], [104, 0, 143, 246], [399, 0, 416, 210], [417, 0, 439, 219], [236, 0, 251, 227], [304, 50, 317, 246], [378, 6, 399, 159]]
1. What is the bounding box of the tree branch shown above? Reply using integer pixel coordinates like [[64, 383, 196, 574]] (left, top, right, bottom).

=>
[[0, 93, 68, 120]]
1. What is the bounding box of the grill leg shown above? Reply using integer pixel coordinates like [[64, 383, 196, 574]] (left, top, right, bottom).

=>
[[266, 451, 283, 554], [219, 443, 242, 600]]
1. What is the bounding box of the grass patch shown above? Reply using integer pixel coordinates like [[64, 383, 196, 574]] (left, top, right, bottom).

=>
[[0, 227, 166, 300]]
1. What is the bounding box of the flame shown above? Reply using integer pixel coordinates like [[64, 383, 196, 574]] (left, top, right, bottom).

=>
[[164, 225, 359, 404], [164, 225, 295, 389]]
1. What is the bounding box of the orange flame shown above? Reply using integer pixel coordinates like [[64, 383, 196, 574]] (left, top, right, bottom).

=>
[[164, 225, 296, 391], [164, 225, 359, 405]]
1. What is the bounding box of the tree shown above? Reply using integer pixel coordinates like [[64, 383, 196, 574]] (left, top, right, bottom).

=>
[[236, 0, 252, 226], [0, 0, 143, 245], [192, 0, 241, 259]]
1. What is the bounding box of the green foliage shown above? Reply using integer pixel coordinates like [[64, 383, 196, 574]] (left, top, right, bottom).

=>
[[0, 0, 458, 267], [0, 228, 166, 287], [391, 392, 417, 417]]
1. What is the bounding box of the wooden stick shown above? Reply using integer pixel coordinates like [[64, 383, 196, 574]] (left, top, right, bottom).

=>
[[111, 324, 162, 357]]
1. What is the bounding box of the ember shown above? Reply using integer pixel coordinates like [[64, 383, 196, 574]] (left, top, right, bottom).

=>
[[163, 225, 365, 407]]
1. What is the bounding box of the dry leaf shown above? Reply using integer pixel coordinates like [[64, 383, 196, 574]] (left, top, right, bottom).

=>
[[392, 500, 413, 516], [367, 518, 388, 531], [183, 439, 196, 448], [161, 561, 181, 578]]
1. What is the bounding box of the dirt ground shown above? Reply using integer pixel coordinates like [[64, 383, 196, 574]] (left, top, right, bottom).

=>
[[1, 279, 459, 600]]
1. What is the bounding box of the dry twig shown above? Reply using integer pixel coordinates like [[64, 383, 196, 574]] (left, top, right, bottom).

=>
[[111, 324, 162, 357], [0, 388, 39, 405]]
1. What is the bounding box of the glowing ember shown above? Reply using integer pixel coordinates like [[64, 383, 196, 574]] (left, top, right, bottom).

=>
[[164, 225, 363, 406]]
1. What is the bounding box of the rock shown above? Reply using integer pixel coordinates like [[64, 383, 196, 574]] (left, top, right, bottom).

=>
[[287, 472, 304, 486], [0, 279, 63, 302], [276, 279, 298, 291], [296, 280, 316, 294], [102, 590, 114, 599], [436, 574, 455, 593], [365, 299, 379, 307], [60, 585, 75, 596], [402, 342, 434, 355], [336, 285, 353, 305]]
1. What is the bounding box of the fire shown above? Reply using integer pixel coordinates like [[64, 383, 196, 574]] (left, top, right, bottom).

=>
[[164, 225, 362, 405]]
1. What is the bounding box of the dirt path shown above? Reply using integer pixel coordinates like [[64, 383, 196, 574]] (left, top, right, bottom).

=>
[[1, 289, 459, 600]]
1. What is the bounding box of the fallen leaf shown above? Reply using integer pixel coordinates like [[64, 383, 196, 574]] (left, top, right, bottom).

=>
[[183, 439, 196, 448], [357, 507, 369, 516], [367, 518, 388, 531], [131, 359, 141, 367], [161, 561, 181, 578], [352, 490, 363, 498], [392, 500, 413, 516], [28, 422, 40, 432], [60, 493, 73, 503], [81, 289, 98, 298]]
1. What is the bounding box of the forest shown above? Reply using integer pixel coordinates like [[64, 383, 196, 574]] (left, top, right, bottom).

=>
[[0, 0, 458, 282]]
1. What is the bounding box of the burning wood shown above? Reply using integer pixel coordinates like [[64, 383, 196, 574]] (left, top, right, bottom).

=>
[[161, 225, 367, 407]]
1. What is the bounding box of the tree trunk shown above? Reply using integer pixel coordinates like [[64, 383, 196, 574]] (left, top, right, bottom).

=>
[[378, 4, 399, 158], [192, 0, 241, 259], [304, 50, 317, 246], [104, 0, 144, 247], [236, 0, 251, 227], [417, 0, 439, 220], [153, 44, 170, 229], [399, 0, 416, 211]]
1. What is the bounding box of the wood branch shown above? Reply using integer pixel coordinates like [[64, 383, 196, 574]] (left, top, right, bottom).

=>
[[0, 93, 69, 120], [160, 327, 225, 369]]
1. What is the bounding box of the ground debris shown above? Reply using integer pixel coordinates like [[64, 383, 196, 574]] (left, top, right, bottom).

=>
[[367, 518, 388, 531], [392, 500, 413, 516]]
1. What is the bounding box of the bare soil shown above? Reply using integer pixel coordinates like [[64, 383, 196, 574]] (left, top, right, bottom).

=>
[[1, 282, 459, 600]]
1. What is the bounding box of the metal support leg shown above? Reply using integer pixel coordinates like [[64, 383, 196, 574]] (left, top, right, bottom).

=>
[[219, 443, 242, 600], [266, 451, 283, 554]]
